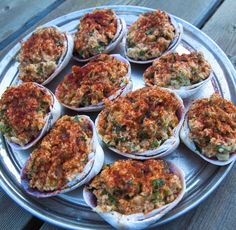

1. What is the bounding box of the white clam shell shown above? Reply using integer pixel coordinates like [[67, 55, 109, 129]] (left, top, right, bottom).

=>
[[96, 88, 185, 159], [20, 115, 104, 198], [180, 115, 236, 166], [168, 71, 214, 99], [6, 83, 62, 151], [18, 25, 74, 86], [73, 17, 126, 62], [83, 161, 186, 230], [124, 15, 183, 64], [56, 54, 133, 112]]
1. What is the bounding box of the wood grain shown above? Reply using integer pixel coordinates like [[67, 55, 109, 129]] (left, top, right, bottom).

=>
[[0, 0, 56, 42], [32, 0, 224, 27], [0, 0, 223, 56], [202, 0, 236, 67]]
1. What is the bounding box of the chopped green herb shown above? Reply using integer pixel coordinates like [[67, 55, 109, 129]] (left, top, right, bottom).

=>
[[139, 50, 146, 56], [101, 190, 108, 195], [74, 116, 80, 122], [151, 140, 161, 149], [138, 131, 149, 140], [152, 179, 165, 189], [0, 123, 11, 134], [103, 141, 114, 148], [216, 144, 230, 153], [78, 50, 84, 58], [137, 183, 142, 193], [108, 194, 117, 205], [126, 180, 133, 186], [55, 40, 63, 46], [113, 123, 126, 133], [99, 41, 106, 47], [145, 29, 153, 35], [37, 66, 43, 75], [93, 45, 103, 54], [114, 137, 127, 143], [152, 191, 160, 200], [0, 110, 5, 118]]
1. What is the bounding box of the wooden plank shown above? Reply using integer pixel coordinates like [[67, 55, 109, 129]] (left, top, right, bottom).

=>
[[0, 188, 33, 229], [0, 0, 60, 44], [0, 0, 222, 56], [36, 0, 223, 27], [202, 0, 236, 68]]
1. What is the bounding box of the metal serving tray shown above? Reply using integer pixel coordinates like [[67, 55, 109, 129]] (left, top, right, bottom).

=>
[[0, 5, 235, 230]]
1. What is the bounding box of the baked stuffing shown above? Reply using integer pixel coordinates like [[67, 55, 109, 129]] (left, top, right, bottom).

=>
[[0, 83, 52, 146], [188, 93, 236, 160], [24, 115, 93, 191], [97, 87, 180, 153], [126, 10, 175, 61], [88, 159, 182, 214], [74, 9, 118, 59], [144, 52, 211, 89], [56, 54, 129, 107], [18, 27, 66, 84]]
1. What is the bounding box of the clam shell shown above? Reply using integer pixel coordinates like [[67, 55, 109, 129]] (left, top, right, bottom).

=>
[[180, 115, 236, 166], [83, 161, 186, 230], [124, 15, 183, 64], [18, 25, 74, 86], [167, 71, 214, 99], [6, 83, 62, 151], [20, 115, 104, 198], [73, 17, 126, 62], [56, 54, 133, 112], [96, 88, 185, 159]]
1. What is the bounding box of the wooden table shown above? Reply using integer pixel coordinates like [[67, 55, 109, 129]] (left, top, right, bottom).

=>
[[0, 0, 235, 229]]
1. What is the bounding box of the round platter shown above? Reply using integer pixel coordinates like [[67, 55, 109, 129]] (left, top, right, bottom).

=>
[[0, 5, 235, 230]]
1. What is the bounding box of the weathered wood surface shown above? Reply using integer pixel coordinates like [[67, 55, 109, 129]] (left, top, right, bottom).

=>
[[0, 0, 236, 229], [202, 0, 236, 68], [0, 0, 223, 56], [0, 0, 57, 46]]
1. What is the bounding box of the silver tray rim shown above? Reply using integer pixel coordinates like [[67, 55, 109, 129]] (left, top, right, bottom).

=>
[[0, 5, 235, 230]]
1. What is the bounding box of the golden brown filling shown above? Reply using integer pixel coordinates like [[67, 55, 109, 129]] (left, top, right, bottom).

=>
[[126, 10, 175, 61], [74, 9, 117, 59], [188, 93, 236, 160], [24, 115, 93, 192], [144, 52, 212, 89], [0, 83, 52, 146], [88, 159, 182, 215], [18, 27, 66, 84], [56, 54, 129, 107], [97, 87, 180, 153]]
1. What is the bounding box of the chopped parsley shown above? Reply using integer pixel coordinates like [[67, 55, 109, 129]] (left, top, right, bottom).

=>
[[152, 179, 165, 189], [151, 140, 161, 149]]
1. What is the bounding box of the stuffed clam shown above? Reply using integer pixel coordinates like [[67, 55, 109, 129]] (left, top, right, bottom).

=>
[[84, 159, 185, 230], [73, 8, 126, 62], [180, 93, 236, 166], [125, 9, 183, 64], [0, 82, 61, 150], [21, 115, 104, 197], [96, 87, 185, 159], [144, 52, 212, 98], [18, 26, 73, 85], [55, 54, 132, 112]]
